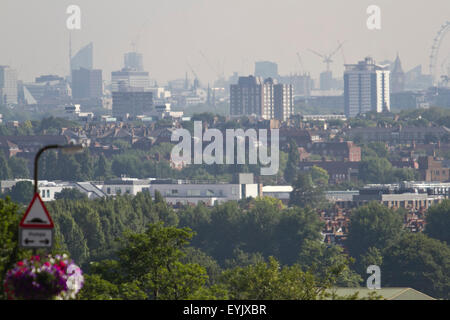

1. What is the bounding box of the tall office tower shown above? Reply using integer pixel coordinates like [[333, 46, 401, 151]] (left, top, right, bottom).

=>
[[391, 54, 405, 93], [273, 82, 294, 121], [72, 68, 103, 99], [255, 61, 278, 79], [320, 71, 333, 90], [124, 52, 144, 71], [344, 57, 390, 118], [112, 90, 153, 119], [71, 42, 93, 71], [230, 76, 293, 121], [111, 68, 150, 92], [0, 66, 18, 105], [230, 75, 263, 117]]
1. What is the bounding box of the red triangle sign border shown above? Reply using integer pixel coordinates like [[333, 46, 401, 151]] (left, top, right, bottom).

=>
[[19, 192, 54, 229]]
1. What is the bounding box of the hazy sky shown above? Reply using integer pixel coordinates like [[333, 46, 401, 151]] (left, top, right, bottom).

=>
[[1, 0, 450, 84]]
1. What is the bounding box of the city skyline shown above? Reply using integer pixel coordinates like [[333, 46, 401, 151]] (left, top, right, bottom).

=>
[[1, 0, 450, 84]]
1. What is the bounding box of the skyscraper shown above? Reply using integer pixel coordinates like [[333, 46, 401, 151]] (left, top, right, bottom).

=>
[[112, 90, 153, 119], [230, 76, 293, 121], [230, 75, 263, 117], [124, 52, 144, 71], [72, 68, 103, 99], [344, 57, 390, 118], [71, 42, 93, 71], [255, 61, 278, 79], [111, 68, 150, 92], [0, 66, 18, 105]]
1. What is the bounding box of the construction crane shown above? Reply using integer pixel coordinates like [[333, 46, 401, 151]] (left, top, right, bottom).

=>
[[296, 52, 305, 75], [308, 41, 345, 72], [199, 50, 223, 79], [186, 61, 199, 80]]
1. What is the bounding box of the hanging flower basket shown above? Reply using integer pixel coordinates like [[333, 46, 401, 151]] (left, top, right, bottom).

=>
[[4, 254, 84, 300]]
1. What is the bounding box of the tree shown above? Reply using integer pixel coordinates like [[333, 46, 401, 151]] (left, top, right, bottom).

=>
[[77, 274, 119, 300], [5, 181, 34, 204], [358, 157, 392, 184], [8, 157, 29, 179], [0, 197, 31, 299], [54, 188, 88, 201], [382, 233, 450, 299], [346, 202, 403, 260], [0, 153, 11, 180], [221, 256, 330, 300], [117, 222, 208, 299], [425, 200, 450, 244], [94, 154, 111, 180], [289, 172, 325, 208], [310, 166, 329, 187], [284, 139, 300, 184], [298, 239, 362, 287]]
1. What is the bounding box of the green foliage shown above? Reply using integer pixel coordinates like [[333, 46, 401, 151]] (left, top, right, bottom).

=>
[[0, 153, 11, 180], [425, 200, 450, 244], [83, 223, 210, 300], [310, 166, 329, 187], [8, 157, 30, 179], [382, 233, 450, 299], [358, 157, 418, 184], [3, 181, 34, 204], [0, 197, 31, 299], [179, 199, 323, 267], [346, 202, 403, 260], [298, 240, 363, 287], [54, 188, 88, 201], [284, 139, 300, 184], [221, 256, 329, 300], [47, 192, 179, 265], [289, 172, 326, 208], [78, 274, 119, 300]]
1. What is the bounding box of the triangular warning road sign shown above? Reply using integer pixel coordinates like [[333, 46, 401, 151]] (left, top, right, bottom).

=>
[[19, 193, 54, 228]]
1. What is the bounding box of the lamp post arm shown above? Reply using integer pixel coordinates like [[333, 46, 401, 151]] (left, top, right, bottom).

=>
[[34, 145, 60, 194]]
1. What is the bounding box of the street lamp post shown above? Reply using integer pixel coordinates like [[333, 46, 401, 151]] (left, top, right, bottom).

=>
[[30, 144, 83, 255], [34, 144, 84, 194]]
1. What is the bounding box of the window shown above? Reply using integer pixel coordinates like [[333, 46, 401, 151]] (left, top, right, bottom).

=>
[[42, 190, 46, 198], [171, 189, 178, 195], [47, 190, 50, 198], [107, 187, 111, 194]]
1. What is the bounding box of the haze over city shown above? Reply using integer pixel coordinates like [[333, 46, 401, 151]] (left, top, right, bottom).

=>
[[1, 0, 450, 83]]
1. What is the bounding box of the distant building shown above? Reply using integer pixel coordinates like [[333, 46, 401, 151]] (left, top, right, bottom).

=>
[[230, 75, 263, 117], [272, 80, 294, 121], [307, 141, 361, 162], [255, 61, 278, 79], [405, 65, 433, 91], [418, 156, 450, 182], [344, 57, 390, 117], [71, 42, 93, 71], [71, 68, 103, 99], [112, 90, 153, 119], [279, 74, 312, 96], [230, 76, 293, 121], [391, 54, 405, 93], [111, 68, 150, 92], [345, 126, 450, 144], [0, 66, 18, 105], [124, 52, 144, 71], [320, 71, 333, 91]]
